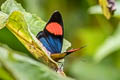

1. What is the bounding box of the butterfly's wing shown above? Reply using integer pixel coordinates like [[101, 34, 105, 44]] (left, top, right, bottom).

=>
[[36, 11, 64, 54]]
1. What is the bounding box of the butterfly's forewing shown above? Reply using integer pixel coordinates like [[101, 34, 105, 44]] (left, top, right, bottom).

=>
[[37, 11, 63, 54]]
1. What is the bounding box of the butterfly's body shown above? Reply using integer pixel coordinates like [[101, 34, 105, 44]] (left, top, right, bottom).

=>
[[36, 11, 81, 62], [36, 11, 84, 76]]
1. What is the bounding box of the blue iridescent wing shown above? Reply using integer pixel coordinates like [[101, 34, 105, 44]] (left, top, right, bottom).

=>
[[36, 11, 63, 54]]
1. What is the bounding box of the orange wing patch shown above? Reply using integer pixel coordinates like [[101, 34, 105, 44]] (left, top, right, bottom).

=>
[[46, 22, 63, 35]]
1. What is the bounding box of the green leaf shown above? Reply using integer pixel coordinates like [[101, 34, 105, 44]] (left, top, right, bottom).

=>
[[114, 1, 120, 18], [6, 11, 58, 70], [0, 11, 8, 29], [70, 61, 120, 80], [0, 43, 72, 80], [0, 27, 29, 53], [1, 0, 25, 14], [62, 39, 71, 52], [24, 13, 46, 36], [24, 0, 42, 17], [94, 23, 120, 62], [0, 65, 14, 80], [88, 5, 102, 15]]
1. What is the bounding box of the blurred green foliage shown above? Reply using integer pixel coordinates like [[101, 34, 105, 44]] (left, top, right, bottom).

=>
[[0, 43, 72, 80], [0, 0, 120, 80]]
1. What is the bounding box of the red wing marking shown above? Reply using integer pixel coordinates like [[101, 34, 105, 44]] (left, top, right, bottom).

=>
[[46, 22, 63, 35]]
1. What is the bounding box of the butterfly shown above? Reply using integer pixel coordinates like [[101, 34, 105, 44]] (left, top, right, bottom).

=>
[[36, 11, 84, 62]]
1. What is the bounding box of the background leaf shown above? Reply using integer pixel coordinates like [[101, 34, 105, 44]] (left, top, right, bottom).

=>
[[6, 11, 58, 69], [94, 23, 120, 62], [1, 0, 25, 14], [0, 11, 8, 29], [69, 61, 120, 80], [0, 65, 14, 80], [0, 43, 72, 80]]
